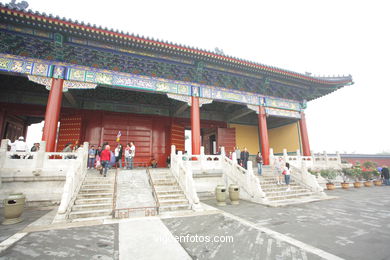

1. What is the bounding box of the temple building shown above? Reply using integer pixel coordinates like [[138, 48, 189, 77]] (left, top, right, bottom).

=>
[[0, 4, 353, 167]]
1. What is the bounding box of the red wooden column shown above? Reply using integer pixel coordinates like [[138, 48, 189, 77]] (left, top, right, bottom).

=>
[[299, 112, 311, 156], [191, 96, 201, 155], [258, 106, 270, 165], [42, 78, 64, 152]]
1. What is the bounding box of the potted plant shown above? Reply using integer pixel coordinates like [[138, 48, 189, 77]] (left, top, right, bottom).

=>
[[362, 161, 376, 187], [320, 169, 337, 190], [341, 168, 352, 189], [350, 166, 363, 188]]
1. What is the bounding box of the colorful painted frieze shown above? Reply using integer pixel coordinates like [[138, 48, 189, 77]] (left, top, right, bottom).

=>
[[265, 107, 301, 119], [265, 97, 301, 111]]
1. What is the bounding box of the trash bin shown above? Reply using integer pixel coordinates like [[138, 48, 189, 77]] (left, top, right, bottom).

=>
[[215, 185, 227, 206], [229, 184, 240, 205], [2, 193, 26, 225]]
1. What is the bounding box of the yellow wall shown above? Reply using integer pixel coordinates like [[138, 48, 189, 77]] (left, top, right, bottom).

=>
[[268, 123, 300, 154], [228, 124, 259, 154]]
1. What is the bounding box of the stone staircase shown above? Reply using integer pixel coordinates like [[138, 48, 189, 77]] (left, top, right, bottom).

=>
[[257, 166, 325, 207], [68, 170, 115, 222], [149, 169, 191, 213]]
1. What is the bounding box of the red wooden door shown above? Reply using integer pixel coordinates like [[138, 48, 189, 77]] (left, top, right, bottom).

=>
[[217, 128, 236, 154], [57, 115, 82, 151], [170, 123, 185, 152]]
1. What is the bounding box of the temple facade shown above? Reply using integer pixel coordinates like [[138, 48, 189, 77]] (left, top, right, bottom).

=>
[[0, 4, 353, 166]]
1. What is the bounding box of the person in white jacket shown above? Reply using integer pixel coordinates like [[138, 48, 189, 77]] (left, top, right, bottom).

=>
[[8, 136, 28, 152], [8, 136, 28, 158], [283, 162, 291, 191]]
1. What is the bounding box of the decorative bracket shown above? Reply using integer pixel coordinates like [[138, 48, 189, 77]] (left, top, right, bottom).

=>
[[28, 75, 97, 92]]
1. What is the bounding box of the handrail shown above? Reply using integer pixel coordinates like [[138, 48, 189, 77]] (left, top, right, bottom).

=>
[[146, 167, 160, 214], [112, 167, 119, 217], [290, 164, 324, 193], [53, 143, 89, 222]]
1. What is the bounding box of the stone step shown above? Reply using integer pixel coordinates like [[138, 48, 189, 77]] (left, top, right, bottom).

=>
[[83, 180, 115, 185], [156, 189, 184, 195], [262, 186, 305, 192], [75, 197, 113, 205], [157, 194, 186, 200], [79, 188, 113, 194], [260, 183, 299, 188], [259, 180, 296, 185], [72, 202, 112, 211], [81, 184, 114, 189], [267, 192, 315, 201], [71, 215, 112, 223], [152, 179, 177, 185], [153, 181, 178, 186], [159, 198, 189, 206], [159, 203, 191, 212], [69, 209, 112, 219], [264, 189, 311, 197], [76, 192, 113, 199]]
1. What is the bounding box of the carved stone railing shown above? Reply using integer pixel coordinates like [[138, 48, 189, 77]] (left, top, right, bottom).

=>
[[289, 163, 325, 194], [220, 151, 266, 203], [54, 142, 89, 222], [270, 148, 342, 170], [170, 146, 202, 211]]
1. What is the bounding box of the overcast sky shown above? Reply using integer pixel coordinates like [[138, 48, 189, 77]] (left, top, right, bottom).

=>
[[19, 0, 390, 153]]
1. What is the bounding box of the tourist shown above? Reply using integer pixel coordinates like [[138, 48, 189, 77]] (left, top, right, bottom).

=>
[[30, 142, 40, 152], [96, 145, 102, 157], [124, 144, 131, 169], [151, 158, 157, 168], [235, 146, 241, 165], [283, 162, 291, 191], [182, 151, 188, 161], [8, 136, 28, 159], [114, 144, 123, 169], [87, 145, 96, 169], [100, 145, 111, 177], [381, 166, 390, 185], [166, 155, 171, 168], [128, 142, 136, 169], [8, 136, 28, 152], [256, 152, 263, 176], [62, 142, 73, 153], [274, 157, 284, 184], [240, 147, 249, 169]]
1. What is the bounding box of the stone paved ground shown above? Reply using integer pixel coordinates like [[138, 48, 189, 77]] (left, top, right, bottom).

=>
[[0, 208, 50, 243], [0, 224, 119, 260], [162, 213, 322, 260], [203, 186, 390, 260], [1, 186, 389, 259]]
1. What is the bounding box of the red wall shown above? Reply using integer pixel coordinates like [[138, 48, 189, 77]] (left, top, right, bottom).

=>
[[342, 157, 390, 167]]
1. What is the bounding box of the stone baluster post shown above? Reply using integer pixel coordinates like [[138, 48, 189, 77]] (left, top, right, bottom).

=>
[[34, 141, 46, 176], [283, 149, 288, 163], [0, 139, 8, 187], [200, 146, 205, 172], [324, 151, 328, 167], [269, 148, 274, 166], [336, 151, 341, 164], [232, 152, 237, 164]]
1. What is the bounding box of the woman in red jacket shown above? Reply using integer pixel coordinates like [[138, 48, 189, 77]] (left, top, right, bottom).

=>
[[100, 145, 111, 177]]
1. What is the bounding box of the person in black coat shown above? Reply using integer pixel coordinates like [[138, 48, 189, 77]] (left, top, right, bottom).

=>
[[381, 166, 390, 185], [240, 147, 250, 169]]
